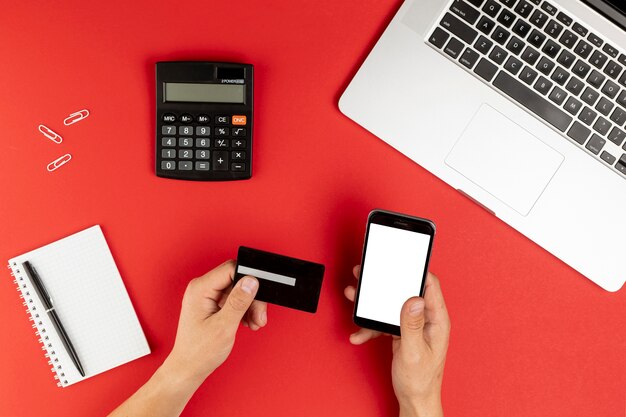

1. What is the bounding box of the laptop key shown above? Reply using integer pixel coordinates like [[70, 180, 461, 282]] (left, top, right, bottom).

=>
[[504, 56, 523, 75], [441, 13, 478, 44], [477, 16, 496, 34], [600, 151, 616, 165], [618, 54, 626, 66], [499, 0, 516, 7], [608, 126, 626, 145], [460, 48, 481, 68], [586, 134, 605, 154], [489, 45, 508, 64], [573, 59, 591, 78], [474, 58, 499, 81], [540, 1, 557, 15], [444, 37, 465, 58], [549, 86, 567, 105], [581, 87, 599, 105], [602, 43, 618, 58], [529, 9, 549, 28], [506, 36, 525, 55], [544, 20, 563, 38], [491, 26, 511, 44], [556, 11, 572, 26], [450, 0, 481, 24], [573, 39, 592, 59], [603, 61, 622, 80], [595, 97, 614, 116], [619, 71, 626, 88], [589, 50, 608, 69], [528, 29, 546, 48], [610, 107, 626, 126], [467, 0, 484, 6], [558, 30, 578, 49], [519, 65, 538, 84], [617, 90, 626, 107], [429, 27, 450, 49], [474, 36, 494, 54], [550, 66, 569, 85], [578, 106, 597, 125], [536, 56, 555, 75], [593, 116, 611, 135], [493, 71, 572, 131], [587, 33, 603, 48], [563, 96, 582, 115], [497, 8, 516, 28], [514, 0, 533, 18], [557, 50, 576, 68], [567, 121, 591, 144], [587, 70, 605, 88], [482, 0, 502, 17], [565, 76, 584, 95], [602, 80, 620, 99], [512, 19, 531, 37], [616, 156, 626, 174], [542, 39, 561, 58], [535, 75, 553, 95], [572, 22, 588, 37], [521, 46, 540, 65]]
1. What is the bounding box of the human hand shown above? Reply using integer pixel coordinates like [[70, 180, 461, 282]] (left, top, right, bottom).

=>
[[165, 260, 268, 385], [344, 266, 450, 417]]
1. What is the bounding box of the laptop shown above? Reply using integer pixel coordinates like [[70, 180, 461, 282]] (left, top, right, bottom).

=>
[[339, 0, 626, 291]]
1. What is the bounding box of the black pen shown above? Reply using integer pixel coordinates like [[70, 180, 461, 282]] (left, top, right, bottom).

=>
[[22, 261, 85, 377]]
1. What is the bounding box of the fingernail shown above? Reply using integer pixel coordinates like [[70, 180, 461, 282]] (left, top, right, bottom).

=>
[[240, 277, 258, 294], [260, 311, 267, 325], [409, 299, 424, 316]]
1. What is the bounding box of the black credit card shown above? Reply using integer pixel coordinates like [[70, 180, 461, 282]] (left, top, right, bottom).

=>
[[234, 246, 325, 313]]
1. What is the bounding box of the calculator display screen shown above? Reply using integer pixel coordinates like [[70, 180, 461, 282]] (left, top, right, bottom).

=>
[[164, 83, 245, 103]]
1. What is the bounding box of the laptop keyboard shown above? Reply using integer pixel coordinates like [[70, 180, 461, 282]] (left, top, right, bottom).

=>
[[427, 0, 626, 178]]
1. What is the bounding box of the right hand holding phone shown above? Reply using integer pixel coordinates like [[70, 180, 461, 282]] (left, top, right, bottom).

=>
[[344, 266, 450, 417]]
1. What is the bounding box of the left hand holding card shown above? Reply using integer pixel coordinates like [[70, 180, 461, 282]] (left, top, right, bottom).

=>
[[234, 247, 325, 313]]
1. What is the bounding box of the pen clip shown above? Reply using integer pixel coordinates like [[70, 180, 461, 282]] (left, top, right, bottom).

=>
[[63, 109, 90, 126], [47, 154, 72, 172]]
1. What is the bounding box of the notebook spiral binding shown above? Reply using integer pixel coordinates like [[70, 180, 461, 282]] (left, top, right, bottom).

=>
[[8, 263, 66, 387]]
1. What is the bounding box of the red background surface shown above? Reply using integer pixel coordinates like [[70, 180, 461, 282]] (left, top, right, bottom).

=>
[[0, 1, 624, 416]]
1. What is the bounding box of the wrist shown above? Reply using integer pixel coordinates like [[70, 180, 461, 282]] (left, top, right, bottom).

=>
[[159, 354, 208, 394], [398, 394, 443, 417]]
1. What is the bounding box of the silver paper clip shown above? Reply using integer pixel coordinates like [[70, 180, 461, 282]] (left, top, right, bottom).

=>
[[38, 125, 63, 144], [47, 154, 72, 172], [63, 109, 90, 126]]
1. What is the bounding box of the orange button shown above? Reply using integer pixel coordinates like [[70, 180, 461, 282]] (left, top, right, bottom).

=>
[[232, 115, 247, 125]]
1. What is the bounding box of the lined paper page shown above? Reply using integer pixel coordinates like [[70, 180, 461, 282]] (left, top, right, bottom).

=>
[[8, 225, 150, 387]]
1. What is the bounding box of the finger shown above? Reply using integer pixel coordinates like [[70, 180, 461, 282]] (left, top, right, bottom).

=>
[[399, 297, 427, 352], [247, 300, 268, 328], [344, 285, 356, 302], [423, 273, 450, 328], [352, 265, 361, 279], [193, 260, 237, 301], [217, 276, 259, 327], [349, 328, 382, 345]]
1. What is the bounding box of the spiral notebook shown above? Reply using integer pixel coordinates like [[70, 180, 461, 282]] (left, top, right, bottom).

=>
[[7, 225, 150, 387]]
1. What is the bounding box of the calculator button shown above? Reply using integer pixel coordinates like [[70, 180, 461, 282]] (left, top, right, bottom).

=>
[[178, 161, 192, 170], [161, 161, 176, 170], [232, 139, 246, 148], [231, 163, 246, 171], [162, 149, 176, 158], [216, 115, 230, 125], [197, 114, 210, 123], [179, 149, 193, 159], [196, 150, 210, 159], [232, 127, 246, 137], [162, 137, 176, 147], [162, 113, 176, 123], [162, 125, 176, 135], [214, 138, 229, 148], [196, 126, 211, 136], [231, 151, 246, 160], [232, 115, 247, 125], [180, 114, 193, 123], [213, 151, 229, 171], [195, 161, 210, 171], [196, 138, 210, 148], [215, 127, 229, 136], [179, 137, 193, 147], [179, 126, 193, 136]]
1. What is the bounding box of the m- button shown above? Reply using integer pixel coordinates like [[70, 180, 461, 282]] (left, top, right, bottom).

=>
[[232, 115, 247, 125]]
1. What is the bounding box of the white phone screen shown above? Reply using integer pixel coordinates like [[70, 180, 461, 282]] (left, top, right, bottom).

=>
[[356, 223, 431, 326]]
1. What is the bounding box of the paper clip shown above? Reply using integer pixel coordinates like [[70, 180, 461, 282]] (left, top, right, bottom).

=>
[[63, 109, 90, 126], [47, 154, 72, 172], [38, 125, 63, 144]]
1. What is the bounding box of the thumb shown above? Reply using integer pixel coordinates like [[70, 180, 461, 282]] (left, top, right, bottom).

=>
[[219, 276, 259, 327], [399, 297, 426, 351]]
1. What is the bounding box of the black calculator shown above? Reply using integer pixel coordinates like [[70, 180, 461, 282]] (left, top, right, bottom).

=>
[[155, 61, 253, 180]]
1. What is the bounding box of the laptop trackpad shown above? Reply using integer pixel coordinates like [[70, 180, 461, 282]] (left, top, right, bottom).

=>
[[445, 104, 564, 216]]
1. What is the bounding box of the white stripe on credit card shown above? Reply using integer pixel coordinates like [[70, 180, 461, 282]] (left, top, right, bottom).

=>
[[237, 265, 297, 286]]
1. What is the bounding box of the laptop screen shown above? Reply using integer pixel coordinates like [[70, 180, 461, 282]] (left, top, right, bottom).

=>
[[582, 0, 626, 30]]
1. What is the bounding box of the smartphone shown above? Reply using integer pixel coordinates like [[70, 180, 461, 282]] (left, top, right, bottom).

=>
[[353, 209, 435, 336]]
